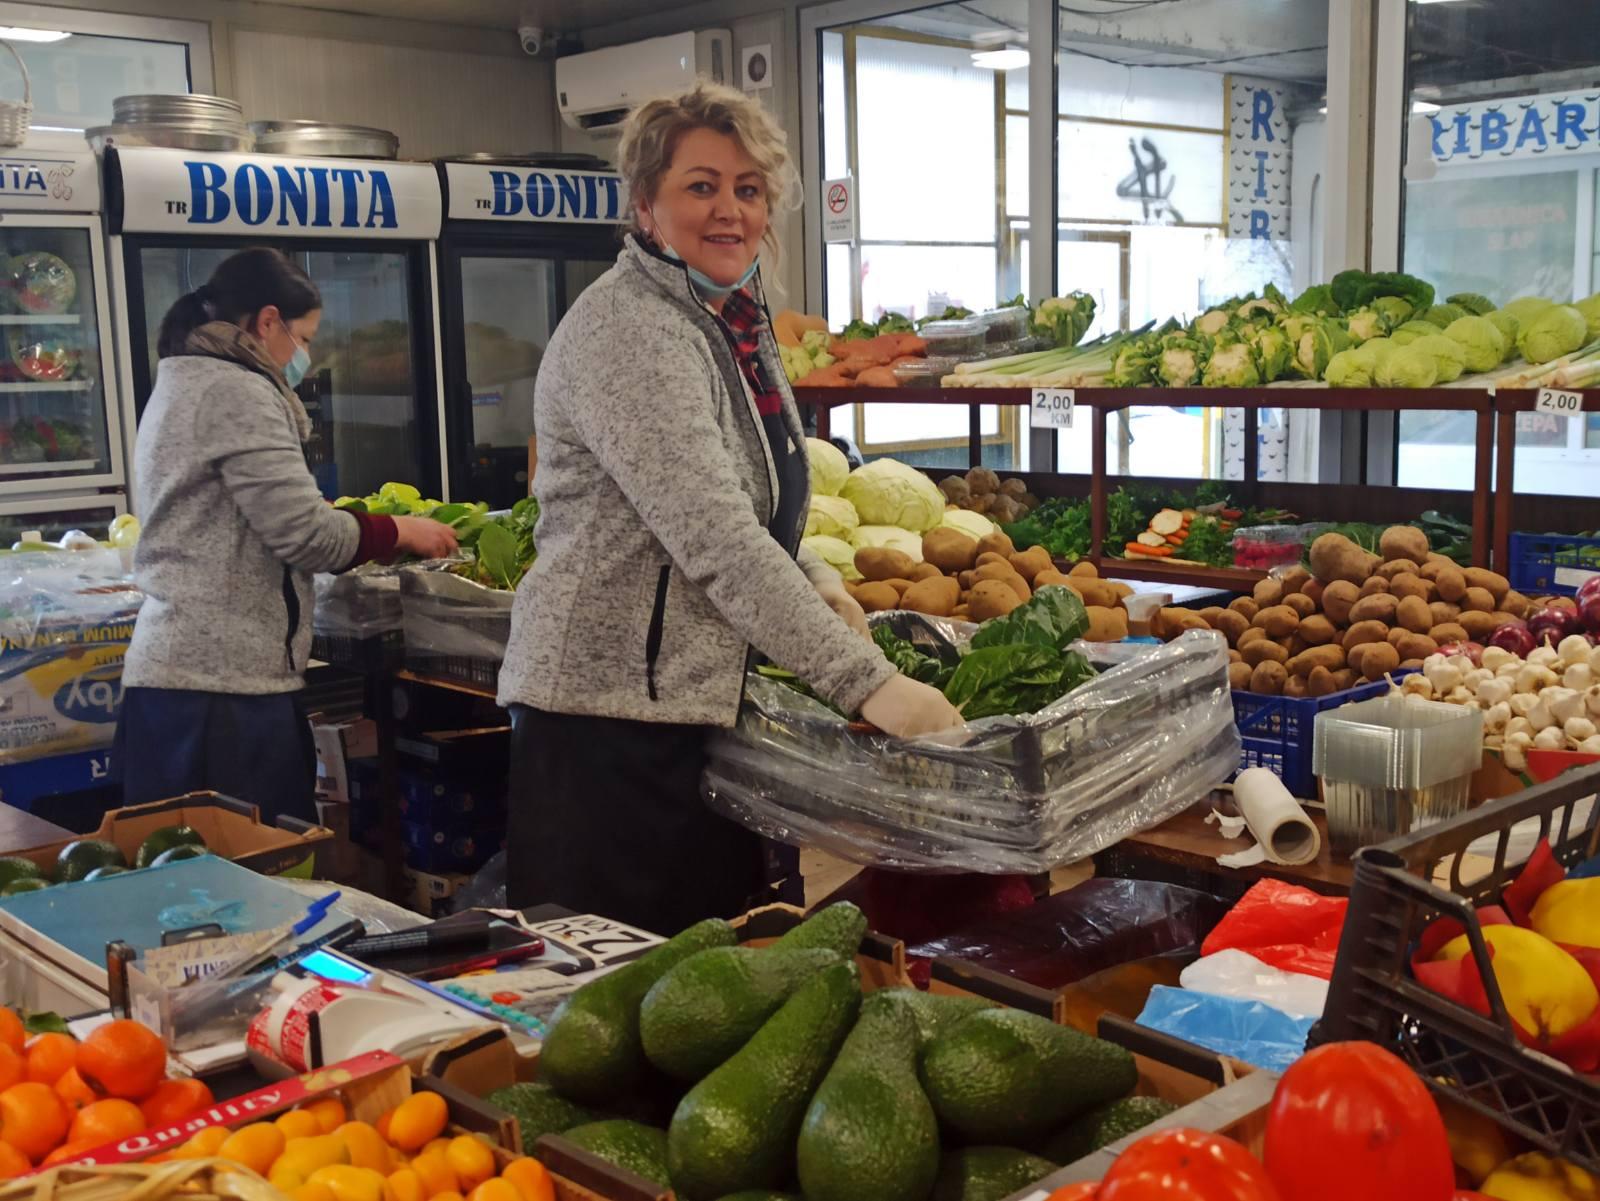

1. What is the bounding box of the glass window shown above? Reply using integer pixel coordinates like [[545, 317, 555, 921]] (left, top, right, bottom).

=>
[[1395, 0, 1600, 497]]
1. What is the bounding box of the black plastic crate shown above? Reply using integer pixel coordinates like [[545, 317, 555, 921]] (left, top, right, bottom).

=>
[[311, 629, 404, 673], [1316, 763, 1600, 1172]]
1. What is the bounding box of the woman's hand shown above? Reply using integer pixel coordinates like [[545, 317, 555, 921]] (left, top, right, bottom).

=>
[[860, 675, 964, 737], [813, 574, 869, 637], [393, 515, 459, 560]]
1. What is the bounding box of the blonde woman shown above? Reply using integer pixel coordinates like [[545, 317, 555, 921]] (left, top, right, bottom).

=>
[[496, 82, 961, 930]]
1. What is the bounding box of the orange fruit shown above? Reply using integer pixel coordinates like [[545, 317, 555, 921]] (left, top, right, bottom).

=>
[[421, 1140, 450, 1160], [277, 1109, 323, 1141], [53, 1069, 98, 1114], [387, 1094, 447, 1153], [174, 1125, 230, 1159], [0, 1080, 69, 1161], [140, 1078, 213, 1129], [40, 1141, 95, 1168], [24, 1034, 77, 1086], [0, 1012, 23, 1055], [338, 1121, 392, 1173], [498, 1159, 553, 1201], [411, 1150, 457, 1198], [306, 1098, 347, 1135], [217, 1122, 286, 1175], [74, 1021, 164, 1102], [431, 1192, 464, 1201], [375, 1111, 393, 1143], [294, 1184, 338, 1201], [385, 1167, 425, 1201], [465, 1181, 519, 1201], [0, 1140, 28, 1178], [443, 1137, 493, 1192], [69, 1098, 145, 1148], [0, 1047, 23, 1094]]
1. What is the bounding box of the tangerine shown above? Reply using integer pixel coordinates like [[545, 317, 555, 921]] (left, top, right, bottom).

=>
[[277, 1109, 323, 1141], [0, 1080, 69, 1161], [384, 1167, 425, 1201], [294, 1184, 338, 1201], [69, 1098, 145, 1147], [305, 1098, 347, 1135], [24, 1034, 77, 1086], [465, 1180, 519, 1201], [40, 1141, 94, 1168], [75, 1021, 164, 1101], [175, 1126, 230, 1159], [0, 1141, 28, 1178], [338, 1121, 392, 1173], [0, 1012, 22, 1055], [499, 1158, 554, 1201], [140, 1079, 213, 1128], [443, 1137, 493, 1191], [387, 1094, 447, 1153], [0, 1047, 23, 1094], [410, 1150, 457, 1198], [217, 1122, 285, 1174], [53, 1069, 97, 1113]]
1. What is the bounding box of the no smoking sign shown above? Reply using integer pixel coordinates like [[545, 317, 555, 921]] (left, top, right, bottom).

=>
[[822, 175, 855, 242]]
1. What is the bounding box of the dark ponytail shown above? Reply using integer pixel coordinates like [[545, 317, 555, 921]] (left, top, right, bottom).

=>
[[156, 247, 321, 359]]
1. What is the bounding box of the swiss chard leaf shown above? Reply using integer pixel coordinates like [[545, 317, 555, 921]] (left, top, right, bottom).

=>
[[872, 625, 954, 688], [944, 645, 1097, 719], [970, 585, 1089, 654], [476, 521, 520, 590]]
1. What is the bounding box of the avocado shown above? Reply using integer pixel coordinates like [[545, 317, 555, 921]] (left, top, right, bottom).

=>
[[54, 839, 126, 883], [0, 857, 42, 891], [555, 1120, 670, 1187], [84, 865, 130, 882], [150, 844, 210, 867], [771, 901, 867, 959], [486, 1082, 598, 1148], [874, 987, 997, 1049], [667, 959, 861, 1200], [796, 990, 940, 1201], [134, 825, 205, 869], [1, 877, 48, 896], [920, 1008, 1137, 1144], [540, 918, 737, 1105], [1038, 1096, 1178, 1165], [640, 946, 840, 1081], [930, 1147, 1059, 1201]]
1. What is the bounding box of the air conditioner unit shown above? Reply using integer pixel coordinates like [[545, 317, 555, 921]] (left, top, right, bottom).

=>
[[557, 30, 733, 138]]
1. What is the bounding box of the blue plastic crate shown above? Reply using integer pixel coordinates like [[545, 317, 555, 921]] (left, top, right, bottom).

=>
[[1232, 677, 1399, 799], [1509, 531, 1600, 597]]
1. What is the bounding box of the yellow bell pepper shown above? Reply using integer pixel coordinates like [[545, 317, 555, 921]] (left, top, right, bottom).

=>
[[1483, 1152, 1600, 1200], [1436, 1092, 1514, 1187], [1435, 926, 1599, 1039], [1531, 879, 1600, 950]]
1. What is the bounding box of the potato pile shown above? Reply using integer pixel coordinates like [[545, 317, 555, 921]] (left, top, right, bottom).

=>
[[1157, 523, 1533, 699], [844, 527, 1134, 639], [935, 467, 1042, 526]]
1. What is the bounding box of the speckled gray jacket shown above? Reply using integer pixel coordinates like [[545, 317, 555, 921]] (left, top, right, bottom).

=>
[[496, 236, 896, 726], [123, 350, 359, 694]]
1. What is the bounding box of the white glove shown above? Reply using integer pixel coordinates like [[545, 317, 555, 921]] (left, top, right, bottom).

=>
[[814, 574, 870, 638], [860, 674, 964, 737]]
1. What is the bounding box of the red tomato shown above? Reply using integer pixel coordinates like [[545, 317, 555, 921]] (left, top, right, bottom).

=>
[[1098, 1128, 1279, 1200], [1455, 1194, 1494, 1200], [1264, 1042, 1455, 1201], [1047, 1186, 1100, 1200]]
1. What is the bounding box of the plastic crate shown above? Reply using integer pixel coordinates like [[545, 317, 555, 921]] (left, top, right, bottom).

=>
[[1231, 676, 1399, 799], [399, 564, 510, 693], [311, 629, 403, 673], [1315, 762, 1600, 1173], [1508, 531, 1600, 597]]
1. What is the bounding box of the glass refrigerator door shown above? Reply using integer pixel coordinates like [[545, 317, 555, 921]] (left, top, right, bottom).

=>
[[0, 219, 118, 491], [134, 244, 433, 500], [0, 495, 123, 547]]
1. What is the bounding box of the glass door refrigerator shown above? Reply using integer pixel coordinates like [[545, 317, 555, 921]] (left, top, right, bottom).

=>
[[436, 155, 622, 508], [104, 145, 448, 503], [0, 137, 126, 540]]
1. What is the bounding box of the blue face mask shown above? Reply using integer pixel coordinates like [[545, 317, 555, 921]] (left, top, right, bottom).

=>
[[283, 343, 311, 389], [657, 238, 760, 302]]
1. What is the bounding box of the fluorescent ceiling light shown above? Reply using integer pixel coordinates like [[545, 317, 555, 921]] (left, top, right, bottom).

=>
[[0, 26, 69, 42], [1412, 99, 1441, 113], [1414, 0, 1467, 5], [971, 47, 1028, 71]]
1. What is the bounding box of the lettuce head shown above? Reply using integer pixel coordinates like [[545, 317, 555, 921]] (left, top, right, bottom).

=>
[[1575, 293, 1600, 340], [806, 437, 850, 497], [840, 458, 945, 532]]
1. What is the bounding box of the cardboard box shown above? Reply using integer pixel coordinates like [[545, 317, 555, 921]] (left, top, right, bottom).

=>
[[314, 798, 358, 884], [5, 792, 331, 878], [405, 866, 472, 917], [312, 716, 377, 805]]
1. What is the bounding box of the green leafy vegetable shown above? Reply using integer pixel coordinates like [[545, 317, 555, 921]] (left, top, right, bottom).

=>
[[1329, 270, 1435, 315], [970, 585, 1089, 653], [1289, 284, 1341, 317], [871, 625, 953, 688]]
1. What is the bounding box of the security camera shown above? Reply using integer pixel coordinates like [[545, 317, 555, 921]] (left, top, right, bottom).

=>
[[518, 25, 544, 56]]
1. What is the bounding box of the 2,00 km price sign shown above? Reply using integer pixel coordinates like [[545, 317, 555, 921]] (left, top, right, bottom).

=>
[[1030, 388, 1075, 429], [1535, 387, 1586, 416]]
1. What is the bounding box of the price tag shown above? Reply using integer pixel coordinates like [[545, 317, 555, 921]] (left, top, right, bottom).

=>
[[1030, 388, 1075, 429], [1535, 387, 1585, 416]]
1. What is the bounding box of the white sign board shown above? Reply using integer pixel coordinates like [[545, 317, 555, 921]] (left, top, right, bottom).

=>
[[444, 163, 625, 224], [1535, 387, 1585, 417], [1030, 388, 1075, 429], [111, 147, 442, 240], [1425, 89, 1600, 168], [822, 175, 855, 243], [0, 149, 99, 214]]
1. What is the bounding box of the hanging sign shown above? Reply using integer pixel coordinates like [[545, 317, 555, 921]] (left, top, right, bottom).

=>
[[443, 163, 626, 224], [1226, 76, 1292, 244], [822, 176, 855, 243], [1425, 90, 1600, 168], [110, 147, 442, 239], [0, 149, 98, 213]]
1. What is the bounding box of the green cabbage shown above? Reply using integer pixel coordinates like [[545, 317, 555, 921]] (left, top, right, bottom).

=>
[[1442, 315, 1507, 374], [1517, 304, 1588, 364], [1363, 338, 1399, 367], [806, 437, 850, 497], [848, 524, 924, 561], [1575, 293, 1600, 340], [1325, 346, 1376, 388], [1420, 303, 1469, 328], [1329, 270, 1434, 314], [1410, 334, 1468, 383], [1390, 320, 1442, 347], [1374, 344, 1439, 388], [940, 509, 997, 540], [1486, 310, 1520, 362], [1370, 296, 1416, 327], [805, 494, 859, 539], [1446, 292, 1495, 317], [840, 458, 945, 533], [1499, 296, 1558, 327], [1345, 309, 1388, 344], [801, 534, 859, 580]]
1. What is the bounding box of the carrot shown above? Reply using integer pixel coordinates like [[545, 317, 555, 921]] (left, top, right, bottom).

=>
[[1165, 533, 1187, 546], [1125, 542, 1175, 558]]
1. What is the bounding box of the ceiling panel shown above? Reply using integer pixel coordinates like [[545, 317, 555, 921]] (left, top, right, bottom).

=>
[[245, 0, 713, 35]]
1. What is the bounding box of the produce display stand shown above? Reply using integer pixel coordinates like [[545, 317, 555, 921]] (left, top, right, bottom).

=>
[[1490, 388, 1600, 574]]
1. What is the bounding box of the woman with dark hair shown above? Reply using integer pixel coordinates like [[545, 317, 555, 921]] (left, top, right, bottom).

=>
[[117, 247, 457, 823]]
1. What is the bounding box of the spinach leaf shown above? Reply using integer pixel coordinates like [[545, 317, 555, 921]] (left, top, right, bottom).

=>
[[872, 625, 953, 688], [476, 521, 521, 590], [943, 644, 1094, 719], [970, 585, 1088, 654]]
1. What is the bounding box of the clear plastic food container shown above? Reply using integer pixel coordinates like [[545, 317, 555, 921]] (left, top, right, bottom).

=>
[[975, 307, 1030, 345], [916, 318, 986, 356], [1232, 522, 1328, 570]]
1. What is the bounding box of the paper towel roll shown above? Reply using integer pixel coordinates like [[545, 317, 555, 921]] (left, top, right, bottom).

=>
[[1221, 768, 1322, 867]]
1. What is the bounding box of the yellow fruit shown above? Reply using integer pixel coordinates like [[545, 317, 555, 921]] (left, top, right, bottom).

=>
[[499, 1159, 554, 1201], [1481, 1151, 1600, 1200], [293, 1183, 338, 1201], [175, 1126, 231, 1159], [1530, 878, 1600, 950], [422, 1140, 451, 1160], [443, 1136, 494, 1191], [339, 1121, 393, 1173], [276, 1133, 352, 1184], [277, 1110, 324, 1140], [218, 1123, 286, 1175], [1436, 924, 1600, 1039], [412, 1150, 458, 1198], [388, 1094, 448, 1153], [385, 1167, 425, 1201], [308, 1164, 387, 1201], [306, 1098, 348, 1135], [466, 1181, 520, 1201]]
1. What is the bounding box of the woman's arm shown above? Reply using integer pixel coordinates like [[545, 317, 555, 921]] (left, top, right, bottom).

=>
[[562, 336, 896, 714]]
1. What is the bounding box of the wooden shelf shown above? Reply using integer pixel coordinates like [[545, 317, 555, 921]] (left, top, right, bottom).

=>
[[1095, 559, 1268, 592]]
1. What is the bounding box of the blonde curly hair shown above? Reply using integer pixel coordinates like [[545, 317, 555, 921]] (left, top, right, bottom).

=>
[[617, 79, 800, 269]]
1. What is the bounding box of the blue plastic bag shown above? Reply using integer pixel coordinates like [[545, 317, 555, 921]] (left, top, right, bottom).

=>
[[1136, 984, 1313, 1072]]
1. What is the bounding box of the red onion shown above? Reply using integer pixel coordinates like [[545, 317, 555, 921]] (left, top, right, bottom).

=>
[[1578, 576, 1600, 634], [1527, 605, 1585, 647], [1438, 641, 1485, 666], [1487, 621, 1536, 658]]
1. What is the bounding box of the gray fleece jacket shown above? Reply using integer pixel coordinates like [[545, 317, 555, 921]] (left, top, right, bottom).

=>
[[123, 353, 360, 694], [496, 236, 896, 726]]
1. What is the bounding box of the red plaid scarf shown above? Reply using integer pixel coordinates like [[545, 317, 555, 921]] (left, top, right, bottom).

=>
[[718, 288, 783, 416]]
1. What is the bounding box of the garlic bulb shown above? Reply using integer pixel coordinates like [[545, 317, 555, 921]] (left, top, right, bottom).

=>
[[1587, 684, 1600, 718], [1534, 726, 1568, 751], [1517, 664, 1560, 694], [1401, 674, 1435, 700], [1563, 664, 1594, 692], [1484, 701, 1512, 734], [1580, 734, 1600, 754], [1529, 646, 1561, 669], [1481, 646, 1518, 672], [1547, 687, 1586, 725], [1506, 716, 1535, 739], [1565, 716, 1598, 743], [1509, 693, 1541, 718], [1560, 634, 1594, 667], [1476, 677, 1514, 708], [1504, 731, 1533, 771]]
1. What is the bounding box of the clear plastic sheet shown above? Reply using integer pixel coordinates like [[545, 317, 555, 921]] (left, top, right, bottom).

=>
[[399, 561, 512, 676], [702, 623, 1240, 873], [312, 565, 405, 638], [0, 549, 142, 764]]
